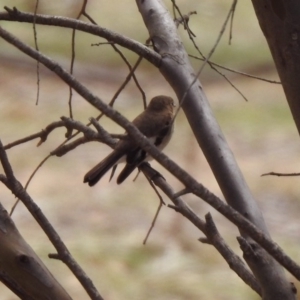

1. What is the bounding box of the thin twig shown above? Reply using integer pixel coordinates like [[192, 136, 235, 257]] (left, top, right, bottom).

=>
[[228, 0, 237, 45], [194, 0, 238, 75], [4, 132, 46, 150], [140, 163, 260, 294], [67, 0, 90, 120], [143, 202, 163, 245], [0, 140, 103, 300], [84, 9, 146, 110], [2, 26, 300, 280], [8, 116, 117, 214], [189, 54, 281, 84], [142, 165, 166, 244], [261, 172, 300, 177], [33, 0, 40, 106], [10, 154, 51, 216], [172, 0, 243, 122]]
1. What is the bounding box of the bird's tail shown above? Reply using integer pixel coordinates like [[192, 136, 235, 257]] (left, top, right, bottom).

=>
[[84, 151, 123, 186]]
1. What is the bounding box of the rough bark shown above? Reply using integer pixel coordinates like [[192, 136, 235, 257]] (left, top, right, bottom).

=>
[[251, 0, 300, 134], [0, 203, 72, 300]]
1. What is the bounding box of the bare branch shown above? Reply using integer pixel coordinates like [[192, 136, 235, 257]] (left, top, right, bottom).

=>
[[261, 172, 300, 177], [189, 54, 281, 84], [143, 201, 163, 245], [204, 214, 261, 295], [0, 7, 161, 66], [0, 140, 104, 300], [140, 163, 260, 294], [1, 24, 300, 284], [136, 1, 294, 297], [33, 0, 40, 106]]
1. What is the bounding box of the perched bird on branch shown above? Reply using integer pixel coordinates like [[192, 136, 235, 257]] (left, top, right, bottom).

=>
[[84, 95, 175, 186]]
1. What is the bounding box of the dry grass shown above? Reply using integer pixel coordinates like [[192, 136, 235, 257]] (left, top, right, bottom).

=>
[[1, 60, 299, 299]]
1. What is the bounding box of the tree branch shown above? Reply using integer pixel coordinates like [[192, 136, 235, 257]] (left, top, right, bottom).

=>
[[0, 7, 161, 67], [136, 1, 295, 298], [0, 140, 104, 300], [0, 202, 72, 300], [0, 23, 299, 293], [140, 163, 261, 295]]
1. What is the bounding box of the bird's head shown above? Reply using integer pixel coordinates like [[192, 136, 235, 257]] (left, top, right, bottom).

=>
[[147, 95, 175, 112]]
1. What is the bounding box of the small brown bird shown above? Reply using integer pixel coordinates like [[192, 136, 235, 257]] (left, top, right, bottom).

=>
[[84, 95, 175, 186]]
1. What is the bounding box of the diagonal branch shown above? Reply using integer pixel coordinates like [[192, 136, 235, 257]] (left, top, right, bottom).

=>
[[0, 24, 300, 288], [140, 163, 261, 295], [0, 140, 104, 300], [136, 1, 295, 298]]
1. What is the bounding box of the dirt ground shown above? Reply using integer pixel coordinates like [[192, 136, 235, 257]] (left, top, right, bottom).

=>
[[1, 54, 300, 300]]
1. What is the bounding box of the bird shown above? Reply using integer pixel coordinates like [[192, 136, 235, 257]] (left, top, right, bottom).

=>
[[83, 95, 175, 186]]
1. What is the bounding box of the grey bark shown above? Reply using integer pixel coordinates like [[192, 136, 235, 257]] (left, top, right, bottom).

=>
[[0, 2, 298, 299], [136, 0, 296, 299]]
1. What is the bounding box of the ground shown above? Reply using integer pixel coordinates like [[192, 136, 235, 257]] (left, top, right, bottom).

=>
[[0, 56, 299, 299], [1, 0, 300, 298]]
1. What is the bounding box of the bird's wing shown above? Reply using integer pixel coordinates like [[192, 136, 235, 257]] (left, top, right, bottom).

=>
[[116, 114, 174, 184]]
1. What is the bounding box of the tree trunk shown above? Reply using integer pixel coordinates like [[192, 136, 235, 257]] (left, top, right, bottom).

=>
[[252, 0, 300, 134], [136, 0, 296, 299]]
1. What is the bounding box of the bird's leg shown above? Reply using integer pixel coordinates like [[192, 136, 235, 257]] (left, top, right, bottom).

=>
[[109, 165, 118, 182]]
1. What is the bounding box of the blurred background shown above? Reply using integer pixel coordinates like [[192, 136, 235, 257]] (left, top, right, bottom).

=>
[[0, 1, 300, 299]]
